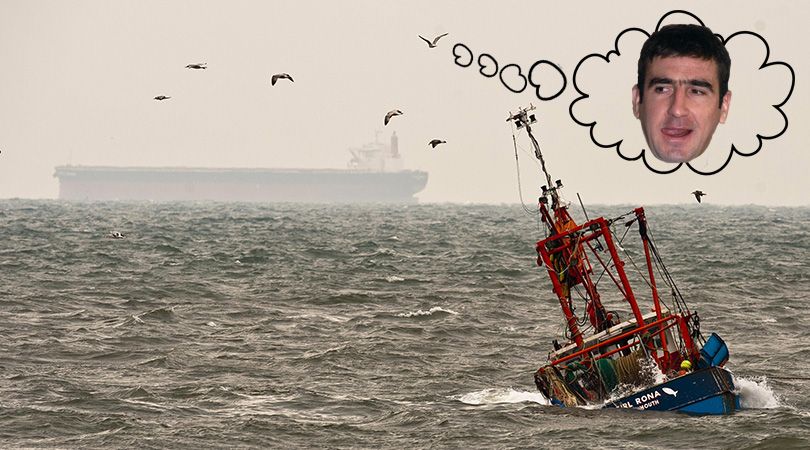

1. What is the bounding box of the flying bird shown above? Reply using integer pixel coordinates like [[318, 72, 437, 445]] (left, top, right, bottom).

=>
[[271, 73, 294, 86], [384, 109, 403, 126], [154, 95, 171, 101], [691, 190, 706, 203], [419, 33, 449, 48], [185, 63, 207, 70], [428, 139, 446, 148]]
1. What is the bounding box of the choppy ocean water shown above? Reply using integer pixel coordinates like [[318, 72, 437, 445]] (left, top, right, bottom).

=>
[[1, 200, 808, 449]]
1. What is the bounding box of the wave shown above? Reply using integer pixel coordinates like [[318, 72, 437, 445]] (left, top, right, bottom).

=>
[[735, 376, 782, 409], [397, 306, 458, 318], [454, 388, 550, 406]]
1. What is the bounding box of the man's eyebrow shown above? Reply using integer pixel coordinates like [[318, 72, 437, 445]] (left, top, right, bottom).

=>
[[647, 77, 715, 91], [686, 79, 714, 91], [648, 77, 674, 87]]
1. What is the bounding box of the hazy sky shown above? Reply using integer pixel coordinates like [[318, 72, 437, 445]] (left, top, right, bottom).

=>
[[1, 1, 807, 205]]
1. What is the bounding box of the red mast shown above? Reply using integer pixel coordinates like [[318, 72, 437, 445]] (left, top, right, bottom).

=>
[[508, 106, 617, 347]]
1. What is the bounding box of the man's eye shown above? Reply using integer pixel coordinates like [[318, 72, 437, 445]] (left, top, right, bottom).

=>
[[690, 88, 708, 95], [653, 86, 670, 94]]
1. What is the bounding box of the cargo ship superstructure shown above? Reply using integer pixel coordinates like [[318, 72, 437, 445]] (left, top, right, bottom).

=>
[[54, 132, 428, 203]]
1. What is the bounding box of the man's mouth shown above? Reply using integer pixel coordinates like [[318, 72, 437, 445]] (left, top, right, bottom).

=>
[[661, 127, 692, 138]]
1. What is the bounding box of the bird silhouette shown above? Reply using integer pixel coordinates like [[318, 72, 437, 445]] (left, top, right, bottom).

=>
[[271, 73, 294, 86], [419, 33, 449, 48], [384, 109, 403, 126], [185, 63, 207, 70], [154, 95, 171, 101], [428, 139, 446, 148], [691, 190, 706, 203]]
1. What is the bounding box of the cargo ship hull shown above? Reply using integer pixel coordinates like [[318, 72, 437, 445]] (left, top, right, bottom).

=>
[[53, 166, 429, 203]]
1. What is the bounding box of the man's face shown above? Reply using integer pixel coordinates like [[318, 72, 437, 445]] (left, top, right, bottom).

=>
[[632, 56, 731, 163]]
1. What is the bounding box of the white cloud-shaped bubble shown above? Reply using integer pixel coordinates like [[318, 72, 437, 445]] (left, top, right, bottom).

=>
[[569, 10, 795, 175], [499, 64, 527, 93], [529, 61, 567, 100]]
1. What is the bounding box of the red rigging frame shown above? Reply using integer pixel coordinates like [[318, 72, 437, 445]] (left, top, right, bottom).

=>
[[535, 202, 699, 377]]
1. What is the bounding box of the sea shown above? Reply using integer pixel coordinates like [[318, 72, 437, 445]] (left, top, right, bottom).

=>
[[1, 200, 808, 449]]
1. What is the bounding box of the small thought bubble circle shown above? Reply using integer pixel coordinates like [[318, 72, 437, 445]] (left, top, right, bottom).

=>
[[452, 43, 473, 68], [499, 64, 527, 93], [477, 53, 498, 78]]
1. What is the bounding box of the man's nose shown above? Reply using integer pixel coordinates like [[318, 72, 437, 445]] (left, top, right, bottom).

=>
[[667, 88, 688, 117]]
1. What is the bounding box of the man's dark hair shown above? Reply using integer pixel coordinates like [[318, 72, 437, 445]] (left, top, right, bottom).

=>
[[637, 24, 730, 107]]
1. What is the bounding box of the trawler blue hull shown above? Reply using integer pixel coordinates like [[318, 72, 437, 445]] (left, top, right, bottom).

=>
[[604, 366, 740, 415]]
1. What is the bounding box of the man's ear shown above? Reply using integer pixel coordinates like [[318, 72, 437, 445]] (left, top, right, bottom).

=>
[[719, 90, 732, 124], [632, 84, 641, 119]]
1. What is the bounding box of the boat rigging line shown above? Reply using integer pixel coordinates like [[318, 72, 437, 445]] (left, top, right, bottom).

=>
[[510, 128, 541, 217], [577, 193, 590, 222]]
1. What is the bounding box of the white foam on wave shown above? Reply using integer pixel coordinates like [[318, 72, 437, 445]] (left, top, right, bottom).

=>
[[288, 313, 350, 323], [455, 388, 550, 406], [397, 306, 458, 318], [736, 376, 781, 409], [385, 275, 405, 283]]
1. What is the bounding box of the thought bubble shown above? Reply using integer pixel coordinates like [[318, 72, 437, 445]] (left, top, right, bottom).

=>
[[452, 43, 473, 67], [568, 10, 795, 175], [529, 61, 567, 101], [452, 43, 566, 101], [499, 64, 528, 93], [477, 53, 498, 77]]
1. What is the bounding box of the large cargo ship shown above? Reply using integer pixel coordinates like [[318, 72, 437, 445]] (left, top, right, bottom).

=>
[[54, 132, 428, 203]]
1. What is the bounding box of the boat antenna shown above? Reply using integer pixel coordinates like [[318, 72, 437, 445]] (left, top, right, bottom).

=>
[[507, 104, 559, 207]]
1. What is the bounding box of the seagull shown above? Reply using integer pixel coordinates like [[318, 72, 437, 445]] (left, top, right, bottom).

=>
[[691, 190, 706, 203], [271, 73, 294, 86], [185, 63, 207, 70], [428, 139, 446, 148], [384, 109, 403, 126], [154, 95, 171, 101], [419, 33, 449, 48]]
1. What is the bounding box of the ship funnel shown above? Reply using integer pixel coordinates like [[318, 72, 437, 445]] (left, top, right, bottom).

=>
[[390, 131, 400, 158]]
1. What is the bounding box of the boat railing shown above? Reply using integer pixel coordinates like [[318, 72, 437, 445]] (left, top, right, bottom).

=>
[[548, 312, 694, 372]]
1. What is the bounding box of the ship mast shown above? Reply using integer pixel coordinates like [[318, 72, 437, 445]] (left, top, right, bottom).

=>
[[506, 104, 570, 237], [508, 105, 617, 347], [507, 105, 558, 209]]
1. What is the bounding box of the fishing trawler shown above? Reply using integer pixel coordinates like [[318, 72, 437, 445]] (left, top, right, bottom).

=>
[[507, 105, 740, 414]]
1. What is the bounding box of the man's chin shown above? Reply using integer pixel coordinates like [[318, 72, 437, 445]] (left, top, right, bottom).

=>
[[650, 145, 701, 164]]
